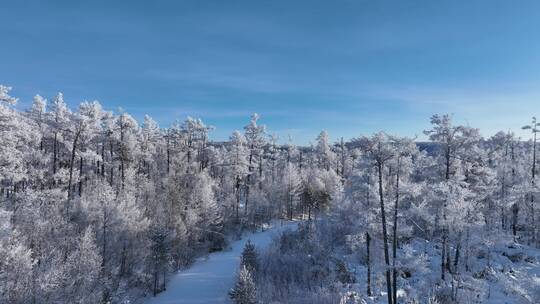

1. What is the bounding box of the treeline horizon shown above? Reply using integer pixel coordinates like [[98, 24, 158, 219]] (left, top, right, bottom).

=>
[[3, 86, 536, 148]]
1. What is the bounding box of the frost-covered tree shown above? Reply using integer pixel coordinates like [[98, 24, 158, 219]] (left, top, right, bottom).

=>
[[0, 85, 18, 105], [49, 92, 70, 178], [62, 228, 102, 304], [115, 111, 139, 189], [355, 132, 395, 304], [281, 163, 301, 220], [228, 131, 250, 221], [229, 265, 257, 304], [148, 224, 170, 296], [521, 117, 540, 244], [80, 180, 118, 271], [181, 116, 212, 171], [0, 208, 35, 304], [316, 130, 335, 171], [0, 85, 32, 192], [387, 136, 418, 304], [29, 94, 47, 150], [140, 114, 161, 176], [424, 114, 481, 280], [243, 113, 266, 214], [241, 240, 259, 274]]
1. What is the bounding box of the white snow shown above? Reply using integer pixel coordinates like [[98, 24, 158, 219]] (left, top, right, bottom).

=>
[[145, 221, 298, 304]]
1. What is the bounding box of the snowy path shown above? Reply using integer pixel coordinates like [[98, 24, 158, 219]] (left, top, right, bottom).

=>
[[145, 221, 297, 304]]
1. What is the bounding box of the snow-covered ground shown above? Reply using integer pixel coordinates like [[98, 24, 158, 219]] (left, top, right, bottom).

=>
[[145, 221, 298, 304]]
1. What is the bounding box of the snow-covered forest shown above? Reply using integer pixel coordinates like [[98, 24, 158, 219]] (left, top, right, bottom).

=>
[[0, 84, 539, 303]]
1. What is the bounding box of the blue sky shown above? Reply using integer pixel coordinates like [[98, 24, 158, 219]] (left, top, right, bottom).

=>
[[2, 0, 540, 144]]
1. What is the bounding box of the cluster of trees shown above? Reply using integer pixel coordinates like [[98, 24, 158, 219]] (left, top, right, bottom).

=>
[[0, 85, 342, 303], [253, 115, 540, 303], [1, 84, 538, 303]]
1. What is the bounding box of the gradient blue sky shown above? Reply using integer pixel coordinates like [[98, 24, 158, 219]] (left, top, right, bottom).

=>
[[2, 0, 540, 144]]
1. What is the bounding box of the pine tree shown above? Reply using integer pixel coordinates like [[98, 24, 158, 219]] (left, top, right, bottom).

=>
[[229, 265, 257, 304], [240, 240, 258, 274]]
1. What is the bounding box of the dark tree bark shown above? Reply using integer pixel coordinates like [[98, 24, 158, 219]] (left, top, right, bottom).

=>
[[102, 210, 108, 268], [78, 156, 83, 197], [166, 131, 171, 175], [453, 232, 461, 271], [366, 231, 372, 297], [109, 140, 114, 186], [530, 129, 536, 244], [67, 129, 81, 200], [441, 144, 452, 280], [340, 137, 346, 179], [378, 161, 393, 304], [235, 176, 241, 222], [441, 233, 446, 280], [53, 133, 58, 175], [392, 158, 400, 304], [101, 141, 105, 178]]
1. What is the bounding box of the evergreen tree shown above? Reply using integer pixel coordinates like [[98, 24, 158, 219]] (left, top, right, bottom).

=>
[[241, 240, 259, 274], [229, 265, 257, 304]]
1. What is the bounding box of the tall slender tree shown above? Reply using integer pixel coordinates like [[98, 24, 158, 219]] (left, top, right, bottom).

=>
[[357, 132, 395, 304]]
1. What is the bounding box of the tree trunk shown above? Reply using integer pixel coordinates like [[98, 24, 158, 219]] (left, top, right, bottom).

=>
[[101, 142, 105, 178], [441, 232, 446, 280], [453, 232, 461, 271], [441, 146, 451, 280], [512, 203, 518, 239], [287, 176, 293, 220], [501, 175, 506, 230], [235, 176, 240, 223], [120, 121, 126, 189], [378, 162, 393, 304], [530, 131, 536, 244], [245, 184, 249, 216], [465, 227, 470, 272], [78, 156, 83, 196], [392, 159, 400, 304], [102, 212, 107, 268], [445, 146, 451, 180], [366, 231, 372, 296], [53, 133, 58, 175], [109, 141, 114, 186], [446, 237, 451, 273], [166, 135, 170, 175], [340, 137, 345, 179], [67, 130, 81, 200], [121, 157, 125, 189], [153, 269, 158, 296]]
